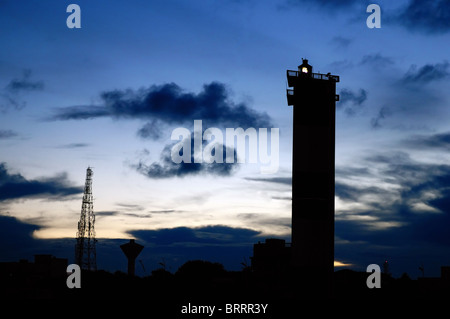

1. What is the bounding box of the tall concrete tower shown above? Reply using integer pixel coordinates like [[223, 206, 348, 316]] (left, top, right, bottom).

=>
[[286, 59, 339, 296]]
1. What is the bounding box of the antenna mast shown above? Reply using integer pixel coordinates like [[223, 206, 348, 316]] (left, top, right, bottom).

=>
[[75, 167, 97, 271]]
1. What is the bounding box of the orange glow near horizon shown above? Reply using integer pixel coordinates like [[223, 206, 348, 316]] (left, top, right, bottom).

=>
[[334, 261, 352, 267]]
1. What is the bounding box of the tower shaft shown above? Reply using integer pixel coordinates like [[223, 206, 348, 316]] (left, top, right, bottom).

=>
[[75, 167, 97, 271], [287, 59, 339, 297]]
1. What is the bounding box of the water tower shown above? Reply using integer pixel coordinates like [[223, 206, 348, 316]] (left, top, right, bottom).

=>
[[120, 239, 144, 276]]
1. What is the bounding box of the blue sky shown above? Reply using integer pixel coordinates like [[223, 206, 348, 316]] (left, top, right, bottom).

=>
[[1, 0, 450, 278]]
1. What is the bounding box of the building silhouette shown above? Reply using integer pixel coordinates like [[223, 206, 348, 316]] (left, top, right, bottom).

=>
[[287, 59, 339, 297], [0, 254, 68, 298], [0, 254, 68, 278], [251, 238, 291, 274], [252, 59, 339, 298]]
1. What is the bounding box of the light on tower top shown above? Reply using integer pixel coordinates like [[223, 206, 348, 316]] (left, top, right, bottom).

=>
[[298, 58, 312, 75]]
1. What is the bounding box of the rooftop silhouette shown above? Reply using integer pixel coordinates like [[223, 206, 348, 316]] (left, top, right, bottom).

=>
[[3, 252, 450, 300]]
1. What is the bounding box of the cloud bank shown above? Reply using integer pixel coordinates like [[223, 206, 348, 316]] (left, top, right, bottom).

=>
[[0, 163, 82, 201], [335, 148, 450, 274], [0, 130, 18, 139], [338, 88, 368, 116], [1, 69, 44, 111], [402, 61, 450, 85], [396, 0, 450, 34], [49, 82, 273, 140], [132, 134, 238, 179]]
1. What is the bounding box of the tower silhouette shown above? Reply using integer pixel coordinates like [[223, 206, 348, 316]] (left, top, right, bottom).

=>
[[287, 59, 339, 297], [120, 239, 144, 276], [75, 167, 97, 271]]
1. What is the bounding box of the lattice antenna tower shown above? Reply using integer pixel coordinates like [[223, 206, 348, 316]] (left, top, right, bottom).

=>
[[75, 167, 97, 271]]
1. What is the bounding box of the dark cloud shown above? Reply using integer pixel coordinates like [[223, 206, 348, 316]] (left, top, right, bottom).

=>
[[370, 106, 391, 129], [49, 105, 109, 120], [1, 70, 44, 112], [0, 129, 18, 139], [335, 166, 371, 179], [395, 0, 450, 34], [339, 88, 367, 106], [0, 215, 126, 273], [6, 69, 44, 92], [132, 225, 261, 246], [364, 61, 448, 131], [245, 176, 291, 185], [0, 215, 75, 264], [357, 152, 450, 197], [137, 119, 165, 140], [0, 93, 25, 111], [360, 53, 394, 68], [115, 203, 145, 211], [336, 151, 450, 237], [123, 212, 153, 219], [49, 82, 273, 140], [0, 162, 82, 201], [271, 196, 291, 201], [96, 210, 153, 219], [330, 36, 353, 49], [337, 88, 368, 116], [335, 151, 450, 275], [56, 143, 90, 149], [236, 213, 291, 229], [149, 209, 177, 214], [129, 225, 262, 271], [402, 61, 450, 85], [403, 132, 450, 150], [335, 181, 390, 203], [0, 215, 264, 273], [95, 211, 120, 217], [0, 215, 40, 259], [133, 135, 238, 179]]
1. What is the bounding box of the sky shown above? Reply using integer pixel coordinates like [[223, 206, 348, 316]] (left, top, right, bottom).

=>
[[1, 0, 450, 278]]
